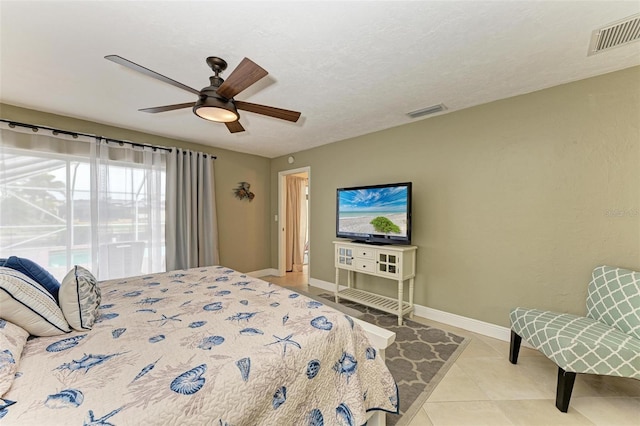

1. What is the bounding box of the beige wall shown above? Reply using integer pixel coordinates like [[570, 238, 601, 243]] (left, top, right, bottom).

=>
[[0, 103, 272, 273], [270, 67, 640, 327], [3, 66, 639, 328]]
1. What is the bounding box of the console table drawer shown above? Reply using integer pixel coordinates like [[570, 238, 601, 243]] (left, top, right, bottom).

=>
[[355, 248, 375, 259], [355, 259, 376, 272]]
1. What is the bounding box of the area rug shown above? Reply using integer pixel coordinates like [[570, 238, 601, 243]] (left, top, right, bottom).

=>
[[318, 294, 469, 426]]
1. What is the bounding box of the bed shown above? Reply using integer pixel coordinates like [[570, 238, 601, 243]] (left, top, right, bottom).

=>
[[1, 265, 398, 425]]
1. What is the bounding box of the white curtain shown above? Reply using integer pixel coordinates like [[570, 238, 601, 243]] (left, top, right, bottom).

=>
[[285, 176, 307, 272], [91, 139, 166, 280], [0, 124, 166, 281], [165, 148, 219, 270]]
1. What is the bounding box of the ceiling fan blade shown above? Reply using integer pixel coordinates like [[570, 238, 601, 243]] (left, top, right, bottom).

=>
[[225, 121, 245, 133], [139, 102, 195, 113], [105, 55, 200, 95], [216, 58, 268, 99], [234, 101, 301, 123]]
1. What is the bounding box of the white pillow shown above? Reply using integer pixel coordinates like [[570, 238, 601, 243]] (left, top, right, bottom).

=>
[[59, 266, 101, 331], [0, 319, 29, 395], [0, 267, 70, 336]]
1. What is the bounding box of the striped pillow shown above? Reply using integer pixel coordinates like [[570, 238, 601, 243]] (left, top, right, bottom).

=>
[[0, 267, 70, 336]]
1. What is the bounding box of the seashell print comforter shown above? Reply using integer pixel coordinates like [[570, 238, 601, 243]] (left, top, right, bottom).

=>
[[2, 266, 398, 425]]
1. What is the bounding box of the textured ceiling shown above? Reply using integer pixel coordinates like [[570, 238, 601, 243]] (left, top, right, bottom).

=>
[[1, 1, 639, 158]]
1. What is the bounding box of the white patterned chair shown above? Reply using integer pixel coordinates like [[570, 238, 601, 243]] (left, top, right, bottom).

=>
[[509, 265, 640, 412]]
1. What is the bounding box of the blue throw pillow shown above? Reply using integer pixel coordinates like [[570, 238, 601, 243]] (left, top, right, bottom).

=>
[[2, 256, 60, 301]]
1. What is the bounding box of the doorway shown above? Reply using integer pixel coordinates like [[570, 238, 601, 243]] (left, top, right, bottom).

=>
[[278, 167, 310, 287]]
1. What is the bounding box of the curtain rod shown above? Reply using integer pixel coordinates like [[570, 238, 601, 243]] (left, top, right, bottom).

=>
[[0, 119, 217, 159]]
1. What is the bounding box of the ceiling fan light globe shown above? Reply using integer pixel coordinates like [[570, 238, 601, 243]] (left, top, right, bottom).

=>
[[193, 95, 239, 123], [195, 106, 238, 123]]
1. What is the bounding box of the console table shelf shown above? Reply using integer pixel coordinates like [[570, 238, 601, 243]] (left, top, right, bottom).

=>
[[334, 240, 417, 325], [337, 288, 413, 316]]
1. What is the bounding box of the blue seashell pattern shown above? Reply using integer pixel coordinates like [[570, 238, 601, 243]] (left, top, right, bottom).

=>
[[46, 335, 87, 352], [170, 364, 207, 395], [96, 312, 120, 321], [310, 316, 333, 331], [335, 403, 354, 426], [203, 302, 223, 311], [111, 328, 126, 338], [365, 347, 376, 360], [198, 336, 225, 350], [239, 328, 264, 336], [236, 357, 250, 382], [0, 350, 15, 367], [333, 352, 358, 383], [272, 386, 287, 409], [307, 408, 324, 426], [149, 335, 165, 343], [0, 399, 16, 420], [188, 321, 206, 328], [45, 388, 84, 408], [306, 359, 321, 379]]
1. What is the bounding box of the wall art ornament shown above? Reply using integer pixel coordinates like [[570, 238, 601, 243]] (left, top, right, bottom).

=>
[[234, 182, 255, 201]]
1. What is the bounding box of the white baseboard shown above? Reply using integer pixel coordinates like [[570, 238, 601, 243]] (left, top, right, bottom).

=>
[[412, 305, 512, 342], [309, 277, 514, 343], [246, 268, 279, 278]]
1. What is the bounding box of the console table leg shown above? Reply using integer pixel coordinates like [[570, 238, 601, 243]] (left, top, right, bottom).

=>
[[409, 277, 415, 319], [397, 279, 403, 326], [335, 268, 340, 303]]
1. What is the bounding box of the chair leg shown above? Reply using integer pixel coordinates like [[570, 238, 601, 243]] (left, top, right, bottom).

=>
[[556, 367, 576, 412], [509, 330, 522, 364]]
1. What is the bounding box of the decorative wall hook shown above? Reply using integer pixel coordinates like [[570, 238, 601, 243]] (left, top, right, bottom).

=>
[[234, 182, 255, 201]]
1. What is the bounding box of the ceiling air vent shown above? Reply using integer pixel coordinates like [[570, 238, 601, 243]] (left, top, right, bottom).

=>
[[407, 103, 447, 119], [588, 13, 640, 56]]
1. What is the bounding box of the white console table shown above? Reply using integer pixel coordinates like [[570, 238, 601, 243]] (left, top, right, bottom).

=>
[[334, 240, 417, 325]]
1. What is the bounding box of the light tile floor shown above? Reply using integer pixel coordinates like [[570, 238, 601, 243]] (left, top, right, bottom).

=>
[[261, 272, 640, 426]]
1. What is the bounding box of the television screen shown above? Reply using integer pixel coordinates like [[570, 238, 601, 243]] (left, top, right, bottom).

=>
[[336, 182, 412, 245]]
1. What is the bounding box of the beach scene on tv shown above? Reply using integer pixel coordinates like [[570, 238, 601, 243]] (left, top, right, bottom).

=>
[[338, 186, 408, 236]]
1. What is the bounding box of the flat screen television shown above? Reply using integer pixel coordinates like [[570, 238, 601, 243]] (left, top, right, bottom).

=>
[[336, 182, 412, 245]]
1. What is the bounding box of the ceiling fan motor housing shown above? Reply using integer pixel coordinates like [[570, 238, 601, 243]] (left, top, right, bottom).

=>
[[193, 83, 239, 122]]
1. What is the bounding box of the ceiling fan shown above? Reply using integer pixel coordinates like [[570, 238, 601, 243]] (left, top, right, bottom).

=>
[[105, 55, 301, 133]]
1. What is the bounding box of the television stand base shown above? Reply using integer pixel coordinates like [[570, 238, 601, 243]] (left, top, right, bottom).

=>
[[334, 241, 417, 325]]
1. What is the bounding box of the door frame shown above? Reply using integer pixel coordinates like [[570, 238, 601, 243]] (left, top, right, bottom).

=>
[[278, 166, 311, 276]]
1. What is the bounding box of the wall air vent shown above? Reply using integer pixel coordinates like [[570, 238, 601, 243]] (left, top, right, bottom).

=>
[[588, 13, 640, 56], [407, 103, 447, 119]]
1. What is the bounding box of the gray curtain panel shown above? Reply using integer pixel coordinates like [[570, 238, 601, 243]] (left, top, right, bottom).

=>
[[166, 148, 219, 270]]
